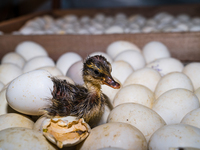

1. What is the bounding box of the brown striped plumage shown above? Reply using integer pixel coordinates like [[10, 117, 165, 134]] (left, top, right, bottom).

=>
[[45, 55, 120, 125]]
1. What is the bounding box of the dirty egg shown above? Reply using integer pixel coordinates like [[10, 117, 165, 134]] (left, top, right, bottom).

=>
[[107, 103, 166, 142], [154, 72, 194, 99], [35, 116, 91, 149], [77, 122, 147, 150], [0, 113, 34, 131], [0, 127, 57, 150], [123, 67, 161, 92], [148, 124, 200, 150], [181, 108, 200, 128], [113, 84, 155, 108], [152, 88, 199, 124], [6, 69, 53, 115]]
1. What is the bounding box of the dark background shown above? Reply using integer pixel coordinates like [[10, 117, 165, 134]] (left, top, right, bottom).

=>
[[0, 0, 200, 22]]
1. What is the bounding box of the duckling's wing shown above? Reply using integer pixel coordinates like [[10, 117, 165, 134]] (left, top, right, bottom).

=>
[[46, 77, 88, 117]]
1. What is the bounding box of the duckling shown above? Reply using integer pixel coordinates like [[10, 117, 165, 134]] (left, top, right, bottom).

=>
[[45, 55, 120, 125]]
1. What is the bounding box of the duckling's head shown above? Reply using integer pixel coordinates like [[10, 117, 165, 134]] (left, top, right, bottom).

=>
[[83, 55, 120, 89]]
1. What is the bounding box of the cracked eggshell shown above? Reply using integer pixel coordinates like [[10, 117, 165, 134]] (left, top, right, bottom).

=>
[[23, 56, 55, 73], [142, 41, 171, 64], [107, 103, 166, 142], [66, 60, 84, 85], [77, 122, 147, 150], [152, 88, 200, 125], [114, 50, 146, 70], [146, 57, 184, 76], [0, 113, 34, 131], [106, 41, 141, 59], [0, 88, 17, 115], [15, 41, 48, 61], [6, 70, 53, 115], [123, 68, 161, 92], [37, 66, 63, 76], [154, 72, 194, 99], [183, 62, 200, 90], [113, 84, 154, 108], [148, 124, 200, 150], [0, 63, 22, 85], [1, 52, 26, 68], [181, 108, 200, 128], [0, 127, 57, 150], [56, 52, 82, 75], [111, 60, 134, 84], [40, 116, 91, 148]]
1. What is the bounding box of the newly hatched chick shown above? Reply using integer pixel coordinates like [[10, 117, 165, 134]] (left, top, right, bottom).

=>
[[45, 55, 120, 125]]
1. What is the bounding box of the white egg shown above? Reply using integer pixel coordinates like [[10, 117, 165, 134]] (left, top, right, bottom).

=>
[[15, 41, 48, 61], [0, 63, 22, 85], [89, 51, 113, 63], [77, 122, 147, 150], [55, 75, 75, 85], [0, 88, 18, 115], [154, 72, 194, 99], [0, 127, 57, 150], [1, 52, 26, 68], [181, 108, 200, 128], [114, 50, 146, 70], [6, 70, 53, 115], [101, 77, 121, 104], [37, 66, 63, 76], [96, 105, 111, 126], [142, 41, 171, 64], [23, 56, 55, 73], [111, 60, 134, 84], [108, 103, 166, 142], [152, 88, 199, 125], [113, 84, 154, 108], [148, 124, 200, 150], [123, 68, 161, 92], [183, 62, 200, 90], [106, 40, 141, 59], [146, 57, 184, 76], [56, 52, 82, 75], [104, 25, 124, 34], [0, 113, 34, 131], [66, 60, 83, 85]]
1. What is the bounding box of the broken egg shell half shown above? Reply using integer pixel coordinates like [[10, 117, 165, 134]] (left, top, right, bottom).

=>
[[38, 116, 91, 148]]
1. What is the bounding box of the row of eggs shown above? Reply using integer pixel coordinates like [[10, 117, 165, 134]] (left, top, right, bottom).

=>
[[0, 40, 200, 149], [6, 12, 200, 35]]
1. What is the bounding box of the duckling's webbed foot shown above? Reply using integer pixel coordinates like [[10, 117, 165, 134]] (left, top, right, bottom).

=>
[[46, 77, 72, 116]]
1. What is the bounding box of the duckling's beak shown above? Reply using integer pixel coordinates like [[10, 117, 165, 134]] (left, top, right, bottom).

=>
[[102, 76, 121, 89]]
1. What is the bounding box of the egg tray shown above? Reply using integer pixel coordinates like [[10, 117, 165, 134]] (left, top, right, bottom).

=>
[[0, 3, 200, 62]]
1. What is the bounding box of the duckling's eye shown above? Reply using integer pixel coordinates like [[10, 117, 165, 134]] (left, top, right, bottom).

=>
[[94, 70, 100, 75]]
